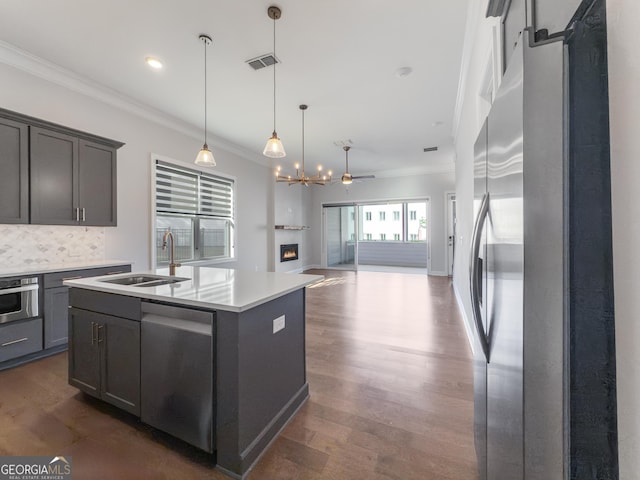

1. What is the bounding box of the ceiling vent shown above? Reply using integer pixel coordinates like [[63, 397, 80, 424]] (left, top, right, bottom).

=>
[[423, 146, 439, 153], [246, 53, 279, 70]]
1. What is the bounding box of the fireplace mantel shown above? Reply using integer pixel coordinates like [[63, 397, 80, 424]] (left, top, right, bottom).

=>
[[274, 225, 309, 230]]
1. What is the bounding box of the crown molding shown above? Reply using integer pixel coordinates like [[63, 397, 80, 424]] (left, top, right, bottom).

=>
[[0, 40, 267, 167], [451, 0, 483, 141]]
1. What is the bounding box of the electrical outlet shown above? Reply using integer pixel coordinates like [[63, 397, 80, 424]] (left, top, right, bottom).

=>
[[273, 315, 285, 334]]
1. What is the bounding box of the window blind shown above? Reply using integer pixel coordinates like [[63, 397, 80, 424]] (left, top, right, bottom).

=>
[[156, 161, 233, 218]]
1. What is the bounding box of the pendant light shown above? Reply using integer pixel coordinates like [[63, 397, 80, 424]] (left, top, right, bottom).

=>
[[195, 34, 215, 166], [263, 6, 286, 158], [275, 105, 332, 185]]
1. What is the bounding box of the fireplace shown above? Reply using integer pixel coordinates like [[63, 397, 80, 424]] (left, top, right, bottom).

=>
[[280, 244, 299, 262]]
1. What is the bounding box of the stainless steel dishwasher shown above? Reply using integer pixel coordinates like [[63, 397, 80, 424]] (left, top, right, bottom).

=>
[[140, 301, 214, 452]]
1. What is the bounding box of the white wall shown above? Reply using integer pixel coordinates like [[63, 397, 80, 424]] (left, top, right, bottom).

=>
[[452, 0, 496, 340], [308, 171, 454, 275], [0, 62, 273, 272], [607, 0, 640, 477]]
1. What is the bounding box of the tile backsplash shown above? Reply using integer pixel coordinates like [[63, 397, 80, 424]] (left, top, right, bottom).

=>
[[0, 225, 105, 267]]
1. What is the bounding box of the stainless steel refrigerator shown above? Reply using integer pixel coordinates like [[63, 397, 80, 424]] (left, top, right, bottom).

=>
[[470, 1, 617, 478]]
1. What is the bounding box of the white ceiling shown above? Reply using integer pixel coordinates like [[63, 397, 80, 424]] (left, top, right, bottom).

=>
[[0, 0, 468, 178]]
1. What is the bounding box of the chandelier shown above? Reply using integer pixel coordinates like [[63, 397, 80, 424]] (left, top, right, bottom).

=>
[[275, 105, 332, 186]]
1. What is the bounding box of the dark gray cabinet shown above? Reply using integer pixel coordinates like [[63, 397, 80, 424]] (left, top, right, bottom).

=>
[[0, 107, 123, 226], [0, 117, 29, 224], [43, 286, 69, 349], [0, 318, 43, 363], [30, 129, 118, 226], [30, 127, 78, 225], [78, 140, 117, 226], [43, 265, 131, 349], [69, 294, 141, 416]]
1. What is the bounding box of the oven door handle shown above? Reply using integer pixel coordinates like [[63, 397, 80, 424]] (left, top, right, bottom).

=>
[[0, 284, 39, 295]]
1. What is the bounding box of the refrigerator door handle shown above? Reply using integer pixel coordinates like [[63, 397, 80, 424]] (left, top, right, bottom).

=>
[[470, 192, 491, 362]]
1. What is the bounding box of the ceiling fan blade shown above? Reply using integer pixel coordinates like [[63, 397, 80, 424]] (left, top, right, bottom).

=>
[[352, 175, 375, 180]]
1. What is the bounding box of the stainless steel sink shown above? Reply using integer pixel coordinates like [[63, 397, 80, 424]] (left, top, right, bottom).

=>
[[100, 274, 189, 287]]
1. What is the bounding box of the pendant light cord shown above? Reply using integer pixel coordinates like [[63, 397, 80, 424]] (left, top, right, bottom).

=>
[[273, 14, 277, 133], [204, 39, 208, 145]]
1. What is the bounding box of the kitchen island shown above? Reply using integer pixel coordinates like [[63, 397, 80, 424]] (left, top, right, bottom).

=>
[[64, 266, 323, 479]]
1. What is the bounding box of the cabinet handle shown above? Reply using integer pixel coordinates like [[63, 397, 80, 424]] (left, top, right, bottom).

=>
[[82, 208, 86, 222], [75, 207, 80, 222], [97, 325, 104, 343], [2, 337, 28, 347]]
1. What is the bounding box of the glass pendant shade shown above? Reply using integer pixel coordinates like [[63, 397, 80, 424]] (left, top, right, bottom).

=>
[[195, 143, 215, 166], [263, 132, 286, 158]]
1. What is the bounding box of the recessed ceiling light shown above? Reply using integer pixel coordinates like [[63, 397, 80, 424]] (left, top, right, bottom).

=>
[[145, 56, 164, 70]]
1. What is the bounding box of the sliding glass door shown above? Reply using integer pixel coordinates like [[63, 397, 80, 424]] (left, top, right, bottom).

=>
[[324, 205, 357, 270], [324, 199, 429, 271]]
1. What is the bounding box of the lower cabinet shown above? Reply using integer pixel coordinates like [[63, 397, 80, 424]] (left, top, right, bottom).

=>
[[68, 307, 140, 416], [0, 318, 43, 363], [43, 265, 131, 349], [44, 286, 69, 349]]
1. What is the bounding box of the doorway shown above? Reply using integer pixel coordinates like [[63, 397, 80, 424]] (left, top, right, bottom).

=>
[[447, 193, 457, 276], [324, 204, 357, 270], [323, 199, 429, 271]]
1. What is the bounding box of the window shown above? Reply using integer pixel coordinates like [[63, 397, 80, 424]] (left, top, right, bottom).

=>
[[358, 201, 426, 243], [155, 160, 235, 265]]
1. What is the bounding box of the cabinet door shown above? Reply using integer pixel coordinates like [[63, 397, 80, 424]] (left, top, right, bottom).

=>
[[0, 117, 28, 224], [44, 286, 69, 349], [30, 127, 79, 225], [68, 308, 100, 396], [101, 315, 140, 416], [79, 140, 117, 226]]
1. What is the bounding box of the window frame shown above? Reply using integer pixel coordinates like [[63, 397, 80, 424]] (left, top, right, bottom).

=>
[[151, 155, 237, 267]]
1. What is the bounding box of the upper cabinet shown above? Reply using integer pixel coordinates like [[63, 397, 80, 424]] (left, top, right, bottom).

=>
[[78, 140, 117, 226], [30, 127, 79, 225], [0, 108, 123, 227], [0, 117, 29, 224]]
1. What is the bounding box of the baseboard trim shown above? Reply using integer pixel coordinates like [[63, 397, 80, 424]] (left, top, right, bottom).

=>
[[453, 281, 475, 355], [216, 383, 309, 479]]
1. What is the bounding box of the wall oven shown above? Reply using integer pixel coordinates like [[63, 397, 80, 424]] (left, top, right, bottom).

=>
[[0, 277, 39, 324]]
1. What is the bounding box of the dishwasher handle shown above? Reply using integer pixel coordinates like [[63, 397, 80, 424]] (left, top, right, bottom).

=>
[[141, 302, 213, 335]]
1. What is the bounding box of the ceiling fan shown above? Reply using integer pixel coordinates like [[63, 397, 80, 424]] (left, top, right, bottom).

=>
[[340, 146, 375, 184]]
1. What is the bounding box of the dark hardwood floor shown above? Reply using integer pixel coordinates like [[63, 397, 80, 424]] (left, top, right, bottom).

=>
[[0, 269, 477, 479]]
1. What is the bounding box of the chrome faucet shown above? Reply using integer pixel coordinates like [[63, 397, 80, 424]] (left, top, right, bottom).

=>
[[162, 231, 181, 276]]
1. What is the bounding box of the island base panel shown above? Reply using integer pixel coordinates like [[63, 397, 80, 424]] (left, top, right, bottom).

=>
[[216, 289, 308, 477]]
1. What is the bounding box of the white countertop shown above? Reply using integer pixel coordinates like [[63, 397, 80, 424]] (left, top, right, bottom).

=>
[[0, 260, 132, 278], [64, 265, 324, 313]]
